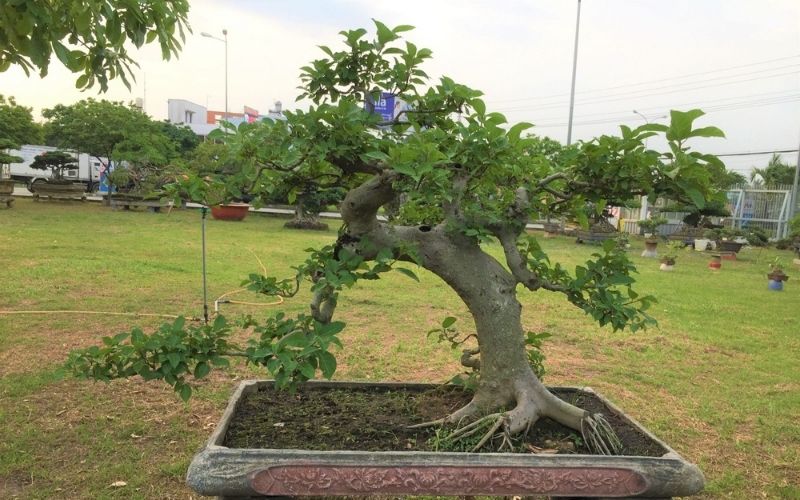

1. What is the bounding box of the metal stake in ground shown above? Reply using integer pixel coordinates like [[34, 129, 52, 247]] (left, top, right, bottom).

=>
[[201, 206, 209, 324]]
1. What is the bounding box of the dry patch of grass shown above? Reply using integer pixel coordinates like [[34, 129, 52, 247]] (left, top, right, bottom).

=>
[[1, 200, 798, 499]]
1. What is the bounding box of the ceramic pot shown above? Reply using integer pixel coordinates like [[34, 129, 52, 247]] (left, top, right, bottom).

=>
[[211, 203, 250, 221]]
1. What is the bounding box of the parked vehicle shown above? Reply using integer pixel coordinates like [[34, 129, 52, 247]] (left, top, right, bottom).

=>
[[7, 145, 106, 192]]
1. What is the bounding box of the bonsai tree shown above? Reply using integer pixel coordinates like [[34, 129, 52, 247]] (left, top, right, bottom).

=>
[[274, 180, 346, 230], [767, 257, 789, 291], [67, 22, 727, 453], [660, 241, 683, 268], [638, 214, 668, 237], [30, 150, 78, 183], [704, 227, 745, 243], [0, 138, 23, 180]]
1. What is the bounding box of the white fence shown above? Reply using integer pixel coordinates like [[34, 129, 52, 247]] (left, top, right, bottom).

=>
[[619, 184, 795, 240], [724, 184, 793, 239]]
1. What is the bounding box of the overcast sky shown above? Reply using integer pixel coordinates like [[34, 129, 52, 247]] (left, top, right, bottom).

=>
[[2, 0, 798, 175]]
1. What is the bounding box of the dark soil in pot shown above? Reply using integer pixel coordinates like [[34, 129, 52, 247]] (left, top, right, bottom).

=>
[[223, 384, 665, 456]]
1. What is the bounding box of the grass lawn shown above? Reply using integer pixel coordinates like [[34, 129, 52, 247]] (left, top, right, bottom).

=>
[[0, 198, 798, 499]]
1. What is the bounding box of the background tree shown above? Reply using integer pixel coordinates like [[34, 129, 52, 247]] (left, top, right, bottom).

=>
[[159, 121, 200, 157], [750, 154, 795, 187], [719, 169, 747, 188], [0, 0, 190, 91], [0, 95, 42, 145], [69, 23, 726, 453], [43, 99, 160, 200]]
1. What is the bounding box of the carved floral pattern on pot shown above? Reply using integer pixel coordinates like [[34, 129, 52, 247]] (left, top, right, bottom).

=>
[[250, 465, 648, 497]]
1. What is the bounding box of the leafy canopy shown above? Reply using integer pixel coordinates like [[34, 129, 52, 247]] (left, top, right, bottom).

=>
[[0, 95, 42, 146], [68, 21, 728, 400], [30, 150, 78, 180], [0, 0, 190, 91]]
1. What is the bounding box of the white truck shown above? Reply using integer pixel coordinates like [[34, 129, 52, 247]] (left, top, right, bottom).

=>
[[7, 145, 106, 192]]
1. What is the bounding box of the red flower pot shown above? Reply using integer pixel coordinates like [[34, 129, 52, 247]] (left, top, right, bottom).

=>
[[211, 203, 250, 221]]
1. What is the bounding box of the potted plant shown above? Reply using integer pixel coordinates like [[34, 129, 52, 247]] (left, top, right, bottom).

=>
[[659, 241, 683, 271], [639, 215, 667, 257], [575, 208, 619, 244], [67, 22, 727, 499], [106, 162, 182, 212], [28, 150, 87, 201], [705, 227, 746, 255], [171, 141, 254, 221], [0, 138, 22, 208], [767, 257, 789, 291]]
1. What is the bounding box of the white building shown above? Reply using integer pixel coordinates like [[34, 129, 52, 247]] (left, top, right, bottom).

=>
[[167, 99, 286, 137]]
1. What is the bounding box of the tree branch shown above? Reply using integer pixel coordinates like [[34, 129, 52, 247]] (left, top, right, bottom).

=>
[[496, 229, 568, 293]]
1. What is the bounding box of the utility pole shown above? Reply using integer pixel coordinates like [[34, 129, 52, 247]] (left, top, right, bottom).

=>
[[566, 0, 582, 145], [791, 133, 800, 220]]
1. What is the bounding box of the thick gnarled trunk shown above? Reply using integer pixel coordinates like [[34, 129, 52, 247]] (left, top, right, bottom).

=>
[[336, 172, 588, 439]]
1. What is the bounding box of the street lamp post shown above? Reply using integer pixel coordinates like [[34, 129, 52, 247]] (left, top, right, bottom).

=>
[[632, 109, 649, 124], [632, 110, 654, 225], [201, 29, 228, 121], [566, 0, 582, 146]]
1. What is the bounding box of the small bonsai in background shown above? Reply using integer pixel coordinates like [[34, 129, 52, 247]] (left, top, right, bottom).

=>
[[704, 227, 745, 243], [742, 226, 769, 247], [659, 241, 684, 271], [768, 257, 788, 282], [0, 138, 23, 180], [639, 215, 668, 238], [30, 150, 78, 184]]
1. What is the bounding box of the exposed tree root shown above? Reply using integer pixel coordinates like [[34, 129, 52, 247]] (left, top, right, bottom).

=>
[[410, 394, 624, 456], [581, 413, 623, 455], [407, 400, 480, 429]]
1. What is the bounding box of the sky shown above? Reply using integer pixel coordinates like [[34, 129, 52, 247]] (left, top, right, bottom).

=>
[[2, 0, 799, 176]]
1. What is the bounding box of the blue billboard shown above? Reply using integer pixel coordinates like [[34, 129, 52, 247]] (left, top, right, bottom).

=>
[[372, 92, 396, 122]]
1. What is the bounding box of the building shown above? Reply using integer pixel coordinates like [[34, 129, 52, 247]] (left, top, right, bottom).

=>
[[167, 99, 285, 138]]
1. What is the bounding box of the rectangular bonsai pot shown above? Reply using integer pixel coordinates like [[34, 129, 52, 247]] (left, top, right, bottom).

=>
[[187, 380, 703, 498]]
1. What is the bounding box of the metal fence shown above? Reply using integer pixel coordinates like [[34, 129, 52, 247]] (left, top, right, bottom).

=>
[[619, 184, 795, 239], [724, 184, 792, 239]]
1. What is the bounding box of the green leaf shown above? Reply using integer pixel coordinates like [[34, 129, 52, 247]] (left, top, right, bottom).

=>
[[441, 316, 457, 329], [471, 98, 486, 116], [194, 362, 210, 379], [212, 314, 226, 330], [685, 187, 706, 209], [668, 109, 705, 141], [507, 122, 533, 142], [373, 19, 396, 46], [395, 267, 419, 282], [166, 353, 181, 369], [210, 355, 229, 367], [363, 150, 390, 162], [179, 384, 192, 402], [318, 351, 337, 379], [172, 316, 186, 332], [75, 73, 89, 89], [299, 362, 316, 379], [635, 123, 668, 134], [392, 24, 415, 34], [688, 126, 725, 139]]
